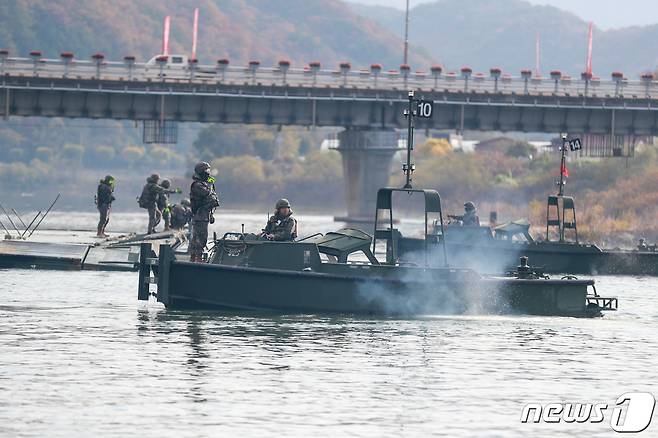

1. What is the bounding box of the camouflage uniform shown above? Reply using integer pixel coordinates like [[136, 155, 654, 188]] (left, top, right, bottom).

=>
[[262, 199, 297, 241], [96, 175, 115, 237], [462, 202, 480, 227], [189, 163, 219, 261], [170, 200, 193, 230], [157, 180, 173, 231], [139, 174, 174, 234]]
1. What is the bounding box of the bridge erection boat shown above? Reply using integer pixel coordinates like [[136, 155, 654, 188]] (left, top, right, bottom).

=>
[[399, 134, 658, 276], [137, 92, 617, 317], [398, 216, 658, 276], [137, 188, 616, 317]]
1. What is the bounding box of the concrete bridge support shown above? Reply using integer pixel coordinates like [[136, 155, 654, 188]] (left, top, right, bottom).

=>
[[335, 128, 400, 221]]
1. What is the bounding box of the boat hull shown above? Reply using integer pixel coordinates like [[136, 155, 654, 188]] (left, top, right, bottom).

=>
[[150, 251, 598, 317], [399, 237, 658, 276]]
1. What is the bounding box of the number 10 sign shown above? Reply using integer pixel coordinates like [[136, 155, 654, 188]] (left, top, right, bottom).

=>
[[416, 100, 434, 118]]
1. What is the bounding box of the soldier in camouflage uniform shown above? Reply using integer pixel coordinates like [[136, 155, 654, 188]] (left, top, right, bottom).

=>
[[261, 198, 297, 241], [96, 175, 115, 237], [157, 179, 175, 231], [139, 174, 180, 234], [189, 162, 220, 262], [170, 199, 193, 230], [462, 201, 480, 226]]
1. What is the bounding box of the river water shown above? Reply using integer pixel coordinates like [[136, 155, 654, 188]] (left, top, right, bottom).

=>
[[1, 212, 657, 437]]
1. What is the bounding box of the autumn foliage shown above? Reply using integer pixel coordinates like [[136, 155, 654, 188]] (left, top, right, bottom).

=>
[[410, 139, 658, 247]]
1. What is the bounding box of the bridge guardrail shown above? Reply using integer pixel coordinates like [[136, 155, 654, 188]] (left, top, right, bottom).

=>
[[0, 56, 656, 99]]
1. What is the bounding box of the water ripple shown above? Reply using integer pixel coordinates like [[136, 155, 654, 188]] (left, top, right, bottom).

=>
[[1, 261, 657, 436]]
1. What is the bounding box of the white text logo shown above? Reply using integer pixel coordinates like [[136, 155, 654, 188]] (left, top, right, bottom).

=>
[[521, 392, 656, 433]]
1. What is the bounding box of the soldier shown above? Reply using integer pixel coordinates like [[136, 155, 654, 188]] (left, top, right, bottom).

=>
[[138, 174, 179, 234], [157, 179, 175, 231], [170, 199, 193, 230], [95, 175, 115, 237], [462, 201, 480, 226], [189, 162, 220, 262], [261, 198, 298, 241]]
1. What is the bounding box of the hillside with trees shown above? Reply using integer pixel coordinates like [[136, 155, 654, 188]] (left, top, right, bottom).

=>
[[411, 137, 658, 246], [0, 0, 430, 68], [350, 0, 658, 77]]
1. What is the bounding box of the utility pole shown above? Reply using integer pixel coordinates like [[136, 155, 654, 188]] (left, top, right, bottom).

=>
[[403, 0, 410, 65]]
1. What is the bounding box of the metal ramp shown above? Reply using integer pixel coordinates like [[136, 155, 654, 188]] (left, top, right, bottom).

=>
[[0, 240, 88, 269], [82, 245, 140, 271]]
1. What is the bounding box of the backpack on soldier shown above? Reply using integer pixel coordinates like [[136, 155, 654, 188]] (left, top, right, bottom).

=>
[[137, 184, 151, 209]]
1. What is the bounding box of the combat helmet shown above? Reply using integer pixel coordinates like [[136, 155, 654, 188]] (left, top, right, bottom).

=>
[[161, 179, 171, 189], [464, 201, 476, 211], [276, 198, 291, 210], [148, 173, 160, 183], [194, 161, 211, 176], [181, 198, 191, 207]]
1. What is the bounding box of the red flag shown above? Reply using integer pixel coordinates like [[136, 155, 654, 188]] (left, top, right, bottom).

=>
[[561, 162, 569, 177]]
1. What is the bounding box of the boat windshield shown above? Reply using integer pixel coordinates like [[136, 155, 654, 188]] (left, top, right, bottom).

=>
[[308, 228, 379, 264], [493, 220, 534, 242]]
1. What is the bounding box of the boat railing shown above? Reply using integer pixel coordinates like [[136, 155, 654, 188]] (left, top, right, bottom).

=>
[[586, 296, 618, 311]]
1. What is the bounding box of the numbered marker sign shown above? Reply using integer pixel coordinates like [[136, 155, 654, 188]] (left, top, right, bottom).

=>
[[569, 138, 582, 151], [416, 100, 434, 118]]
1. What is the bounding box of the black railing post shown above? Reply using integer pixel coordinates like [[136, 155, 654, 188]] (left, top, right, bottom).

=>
[[137, 242, 152, 301], [157, 244, 172, 306]]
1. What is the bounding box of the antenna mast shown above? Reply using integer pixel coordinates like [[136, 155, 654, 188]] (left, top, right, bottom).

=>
[[403, 90, 416, 189], [558, 134, 567, 196]]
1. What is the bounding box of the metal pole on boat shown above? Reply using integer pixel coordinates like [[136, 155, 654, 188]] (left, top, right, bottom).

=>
[[0, 202, 21, 238], [403, 90, 415, 189], [11, 208, 27, 229], [0, 218, 11, 237], [27, 193, 60, 238], [21, 211, 41, 239], [558, 133, 567, 196]]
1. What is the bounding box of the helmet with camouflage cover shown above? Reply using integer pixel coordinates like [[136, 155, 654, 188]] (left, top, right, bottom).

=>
[[194, 161, 211, 176], [148, 173, 160, 183], [464, 201, 476, 211], [181, 198, 191, 207], [161, 179, 171, 189]]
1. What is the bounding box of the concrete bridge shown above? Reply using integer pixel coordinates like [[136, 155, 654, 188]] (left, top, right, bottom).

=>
[[2, 53, 658, 218]]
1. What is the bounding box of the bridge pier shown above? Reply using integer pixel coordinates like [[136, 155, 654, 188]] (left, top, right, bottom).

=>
[[335, 128, 399, 222]]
